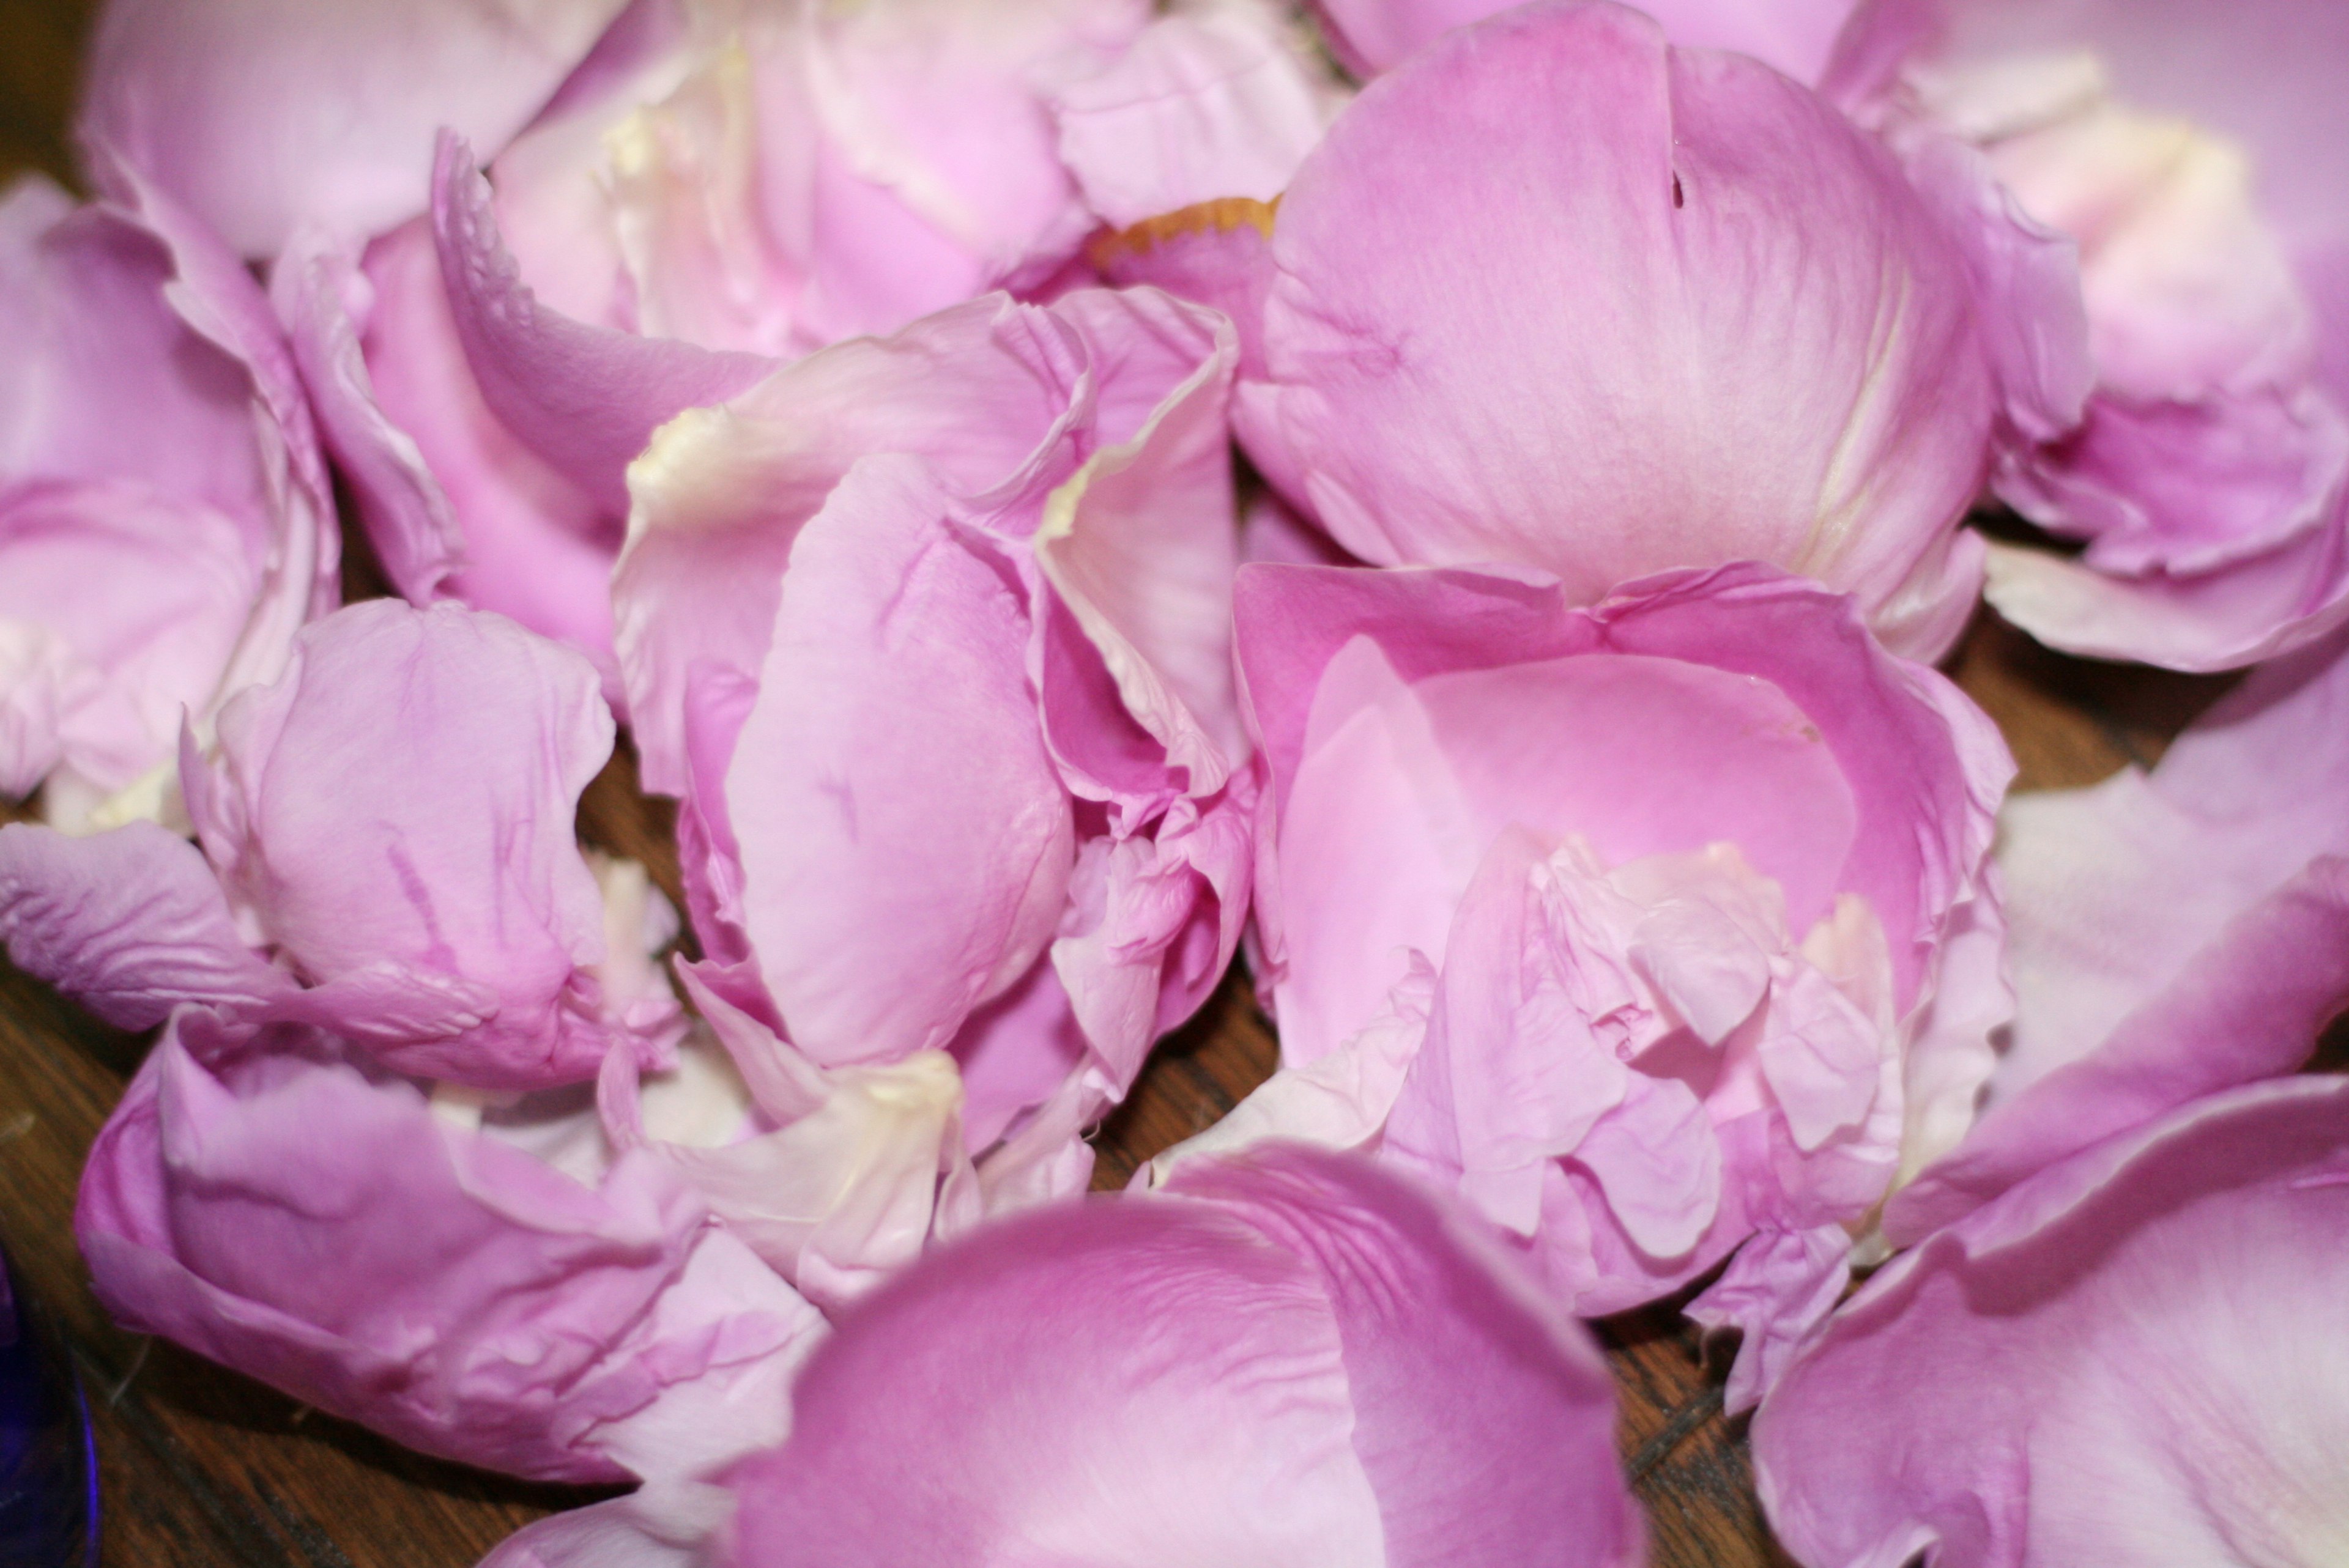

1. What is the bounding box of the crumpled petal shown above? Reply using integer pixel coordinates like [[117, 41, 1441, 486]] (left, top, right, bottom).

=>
[[1887, 632, 2349, 1241], [76, 1014, 825, 1486], [182, 600, 664, 1088], [1177, 560, 2006, 1331], [1685, 1222, 1851, 1415], [81, 0, 634, 257], [1757, 1076, 2349, 1568], [1, 166, 335, 825], [1121, 0, 1997, 659], [720, 1144, 1638, 1568]]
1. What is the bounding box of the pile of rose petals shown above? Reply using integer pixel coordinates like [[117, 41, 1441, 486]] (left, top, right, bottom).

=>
[[4, 0, 2347, 1562]]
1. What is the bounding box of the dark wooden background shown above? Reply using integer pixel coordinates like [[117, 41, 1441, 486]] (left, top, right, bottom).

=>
[[0, 4, 2240, 1562]]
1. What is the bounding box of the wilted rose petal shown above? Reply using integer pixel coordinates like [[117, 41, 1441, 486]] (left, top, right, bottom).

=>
[[1, 166, 335, 829], [78, 1011, 825, 1485], [1757, 1075, 2349, 1568], [1153, 561, 2008, 1407], [1833, 0, 2349, 668], [1887, 629, 2349, 1241], [1104, 0, 2002, 659]]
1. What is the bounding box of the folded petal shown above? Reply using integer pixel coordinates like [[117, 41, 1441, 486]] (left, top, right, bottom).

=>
[[1031, 290, 1247, 806], [1758, 1076, 2349, 1568], [432, 134, 774, 516], [0, 482, 259, 804], [1839, 0, 2349, 668], [724, 457, 1075, 1067], [1685, 1223, 1852, 1415], [1, 169, 334, 821]]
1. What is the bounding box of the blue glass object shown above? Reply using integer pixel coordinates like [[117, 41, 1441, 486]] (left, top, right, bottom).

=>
[[0, 1244, 97, 1567]]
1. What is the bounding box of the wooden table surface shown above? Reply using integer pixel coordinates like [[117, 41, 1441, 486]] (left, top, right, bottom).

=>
[[0, 5, 2247, 1564]]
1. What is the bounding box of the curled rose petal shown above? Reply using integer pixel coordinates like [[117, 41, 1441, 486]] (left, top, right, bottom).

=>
[[1757, 1075, 2349, 1568], [286, 0, 1176, 673], [613, 287, 1252, 1193], [3, 601, 681, 1089]]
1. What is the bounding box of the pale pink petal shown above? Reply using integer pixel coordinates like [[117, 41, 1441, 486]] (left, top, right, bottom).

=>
[[477, 1486, 725, 1568], [1051, 0, 1345, 227], [1233, 560, 2007, 1330], [1031, 288, 1245, 808], [1887, 635, 2349, 1238], [1318, 0, 1863, 80], [432, 135, 774, 516], [615, 294, 1084, 796], [82, 0, 634, 257], [1838, 0, 2349, 670], [2, 168, 333, 816], [1758, 1076, 2349, 1568], [724, 459, 1075, 1068]]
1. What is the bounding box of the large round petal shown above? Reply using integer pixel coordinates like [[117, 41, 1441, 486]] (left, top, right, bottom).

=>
[[1212, 1, 1996, 657], [1312, 0, 1858, 81], [721, 1144, 1638, 1568]]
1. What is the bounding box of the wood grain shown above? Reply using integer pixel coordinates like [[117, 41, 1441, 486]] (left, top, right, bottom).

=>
[[0, 8, 2246, 1564]]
